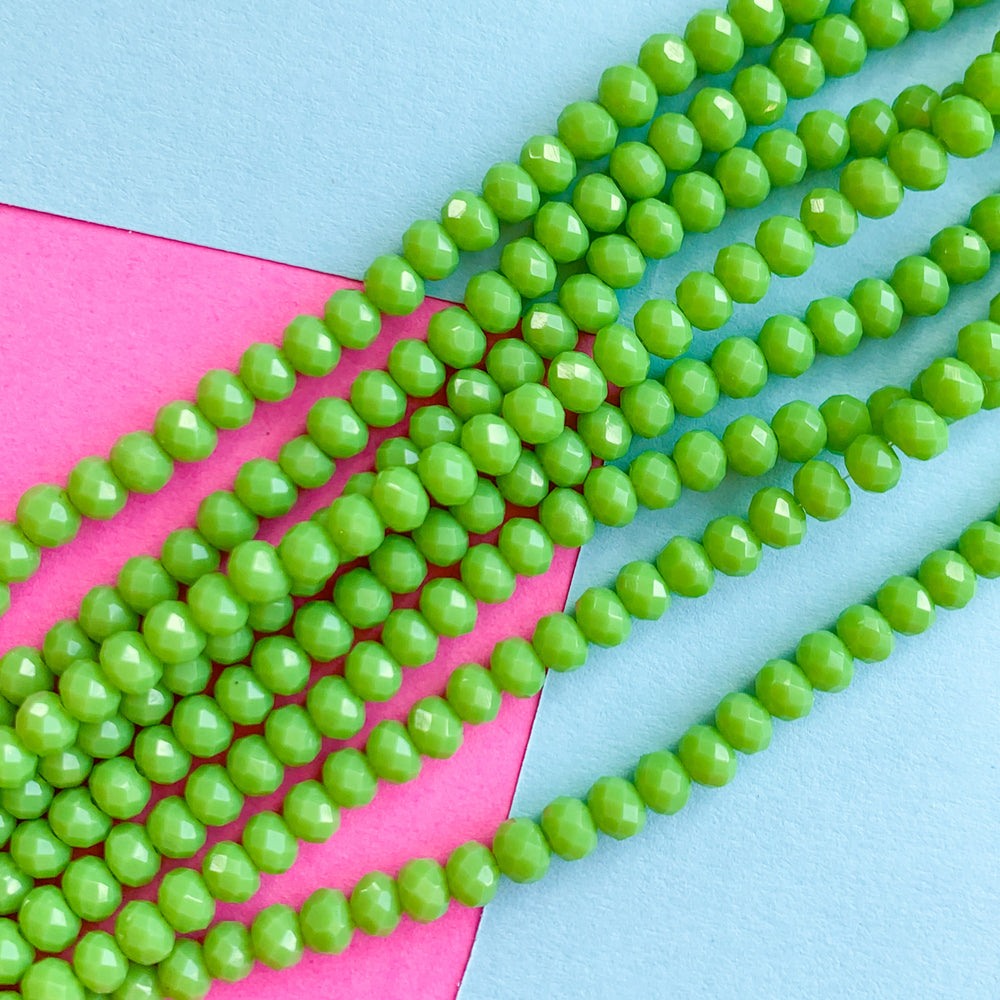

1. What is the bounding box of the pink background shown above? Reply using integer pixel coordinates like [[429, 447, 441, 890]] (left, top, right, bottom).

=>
[[0, 204, 577, 998]]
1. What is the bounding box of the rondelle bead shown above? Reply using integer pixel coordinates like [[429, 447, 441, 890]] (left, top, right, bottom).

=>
[[77, 715, 134, 761], [227, 735, 285, 798], [446, 843, 499, 908], [107, 822, 163, 884], [520, 134, 576, 195], [633, 748, 690, 815], [959, 521, 1000, 578], [598, 64, 657, 128], [0, 648, 52, 709], [322, 747, 377, 809], [877, 575, 936, 634], [820, 394, 871, 452], [161, 528, 219, 585], [265, 703, 322, 768], [793, 460, 852, 521], [656, 537, 714, 598], [147, 796, 206, 859], [755, 215, 815, 276], [852, 0, 908, 48], [536, 429, 592, 487], [582, 466, 636, 529], [109, 431, 174, 494], [928, 226, 990, 286], [800, 187, 858, 247], [964, 52, 1000, 113], [673, 429, 727, 492], [158, 868, 215, 933], [795, 631, 854, 691], [298, 888, 354, 954], [620, 380, 674, 439], [499, 238, 556, 299], [158, 940, 212, 1000], [810, 14, 867, 76], [396, 859, 450, 925], [38, 747, 92, 789], [754, 128, 807, 187], [202, 842, 260, 904], [350, 873, 401, 937], [284, 780, 338, 845], [847, 98, 899, 157], [639, 32, 696, 94], [712, 336, 768, 397], [839, 158, 904, 218], [587, 776, 646, 840], [702, 516, 762, 576], [196, 369, 255, 430], [572, 173, 627, 235], [685, 9, 744, 73], [153, 401, 218, 462], [634, 299, 692, 360], [677, 725, 736, 786], [440, 191, 499, 253], [836, 604, 896, 661], [465, 271, 521, 333], [203, 921, 255, 983], [931, 95, 994, 158], [687, 87, 746, 153], [556, 101, 618, 161], [533, 202, 589, 263], [446, 664, 502, 724], [722, 414, 778, 476], [919, 357, 983, 419], [890, 255, 949, 316], [133, 723, 191, 783], [715, 148, 771, 210], [616, 560, 670, 620], [845, 434, 901, 492], [2, 775, 51, 820], [577, 404, 632, 462], [648, 112, 702, 174], [610, 143, 666, 202], [851, 277, 903, 339], [882, 398, 948, 459], [12, 817, 72, 878], [408, 697, 464, 760], [714, 243, 771, 303], [42, 618, 98, 675], [731, 65, 787, 126], [559, 273, 620, 332], [540, 796, 598, 861], [490, 638, 545, 697], [20, 959, 85, 1000], [251, 904, 303, 969], [574, 587, 632, 648], [115, 900, 175, 965], [243, 811, 298, 874], [771, 399, 827, 462], [382, 609, 439, 667], [111, 962, 161, 1000], [282, 314, 341, 377], [521, 304, 578, 361], [80, 584, 140, 642], [0, 921, 34, 987], [670, 171, 725, 234], [19, 883, 81, 952], [539, 489, 594, 548], [715, 692, 772, 753], [758, 314, 816, 377], [364, 255, 424, 316], [587, 235, 646, 290], [62, 856, 120, 922], [676, 270, 733, 332], [15, 485, 81, 549], [769, 38, 825, 98], [16, 691, 78, 755], [918, 549, 977, 609], [956, 321, 1000, 379], [887, 129, 948, 191], [195, 491, 258, 552], [388, 339, 446, 398], [754, 659, 814, 719], [531, 613, 588, 674], [413, 509, 469, 567], [49, 785, 111, 847], [498, 518, 554, 577]]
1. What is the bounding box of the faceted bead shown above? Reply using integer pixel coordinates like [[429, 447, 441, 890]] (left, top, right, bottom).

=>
[[731, 66, 786, 127], [656, 537, 715, 597], [440, 191, 498, 252], [845, 434, 901, 492], [971, 195, 1000, 252], [882, 398, 948, 459], [243, 812, 298, 874], [79, 586, 139, 642], [264, 704, 321, 768], [963, 52, 1000, 113], [133, 725, 190, 784], [19, 958, 84, 1000], [810, 14, 867, 75], [877, 575, 936, 634], [687, 87, 746, 153], [499, 238, 556, 299], [714, 243, 770, 303], [887, 130, 947, 191], [171, 694, 233, 758], [711, 336, 767, 397], [213, 665, 273, 727], [847, 98, 899, 157], [519, 135, 576, 195], [630, 451, 682, 510], [573, 173, 628, 236], [298, 888, 353, 954], [202, 842, 260, 903], [115, 901, 175, 965], [281, 314, 340, 377], [851, 277, 903, 339], [800, 187, 858, 247], [820, 394, 871, 452], [2, 775, 51, 820], [929, 226, 990, 286], [0, 727, 36, 791], [533, 202, 589, 263], [283, 780, 338, 844], [959, 521, 1000, 578], [98, 631, 162, 695], [459, 415, 520, 478], [368, 536, 426, 596], [203, 921, 254, 983], [446, 665, 502, 724], [536, 428, 592, 486], [153, 401, 217, 463], [111, 963, 160, 1000], [89, 757, 149, 820], [678, 725, 736, 786], [158, 869, 214, 933], [754, 659, 814, 719], [716, 692, 771, 754], [363, 255, 424, 316], [62, 856, 120, 922], [413, 509, 469, 568], [0, 919, 33, 985], [350, 371, 406, 430], [769, 38, 825, 98], [147, 797, 206, 859], [446, 843, 499, 908], [931, 96, 994, 158], [771, 400, 827, 461], [957, 321, 1000, 379], [307, 397, 368, 459], [322, 748, 377, 809], [620, 380, 674, 438], [586, 235, 646, 290], [759, 314, 815, 377], [38, 747, 91, 790], [598, 64, 657, 128], [796, 631, 854, 691], [333, 567, 392, 629], [160, 529, 219, 586], [498, 519, 554, 577], [648, 112, 702, 172], [798, 110, 850, 171], [852, 0, 908, 47], [638, 33, 696, 95], [109, 432, 173, 495], [40, 619, 95, 677], [754, 128, 807, 186], [521, 304, 577, 360], [48, 786, 111, 847], [323, 288, 381, 350], [238, 342, 296, 402], [540, 796, 598, 861], [918, 549, 977, 609], [793, 460, 852, 521], [891, 255, 949, 316], [531, 613, 588, 673], [19, 884, 80, 952], [490, 637, 546, 696], [609, 143, 666, 201], [673, 429, 726, 492], [232, 457, 297, 519], [183, 764, 243, 827], [839, 158, 903, 217], [722, 414, 778, 476], [196, 369, 256, 431], [685, 10, 744, 73], [407, 697, 463, 760], [396, 860, 449, 925], [664, 359, 719, 417], [558, 273, 619, 332], [584, 466, 637, 528], [836, 604, 895, 661], [195, 491, 258, 551], [250, 636, 310, 697], [615, 561, 669, 620], [251, 904, 303, 970], [366, 720, 422, 784], [547, 352, 606, 415], [755, 215, 814, 276], [15, 691, 77, 755], [702, 516, 762, 576], [556, 101, 618, 161], [16, 485, 81, 549], [539, 489, 594, 548], [670, 172, 725, 234], [588, 776, 647, 841], [714, 148, 772, 211], [77, 715, 134, 761], [350, 873, 401, 937], [633, 749, 690, 815], [920, 357, 983, 419]]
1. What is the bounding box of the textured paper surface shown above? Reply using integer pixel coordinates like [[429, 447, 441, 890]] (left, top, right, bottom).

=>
[[0, 205, 577, 999]]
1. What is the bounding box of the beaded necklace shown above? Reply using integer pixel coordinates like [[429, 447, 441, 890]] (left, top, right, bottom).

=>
[[2, 0, 1000, 997]]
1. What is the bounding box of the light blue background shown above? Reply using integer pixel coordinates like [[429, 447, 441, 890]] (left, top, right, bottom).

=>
[[2, 2, 999, 998]]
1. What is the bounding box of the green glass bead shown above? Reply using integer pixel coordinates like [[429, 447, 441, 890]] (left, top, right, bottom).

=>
[[20, 958, 85, 1000], [171, 693, 233, 758], [49, 786, 111, 847], [76, 715, 133, 760], [731, 66, 787, 130], [586, 235, 646, 290], [79, 587, 139, 643], [58, 659, 118, 724], [133, 724, 189, 783], [324, 288, 381, 350], [89, 758, 149, 820], [769, 38, 824, 97], [388, 860, 449, 928], [574, 587, 631, 648], [0, 727, 36, 791], [712, 336, 768, 397], [121, 682, 173, 727], [322, 747, 377, 809], [483, 161, 541, 226], [440, 190, 499, 253], [957, 320, 1000, 379], [19, 884, 80, 952], [851, 278, 903, 339], [800, 187, 858, 247], [748, 486, 806, 548], [638, 32, 695, 94], [716, 692, 772, 753], [0, 852, 32, 915], [110, 963, 160, 1000], [281, 523, 340, 596], [971, 195, 1000, 252], [40, 619, 95, 677], [498, 519, 554, 578], [202, 841, 260, 904], [634, 748, 691, 815], [669, 172, 725, 235], [626, 197, 683, 260], [918, 549, 976, 610], [810, 14, 867, 76], [662, 359, 718, 419], [105, 822, 161, 888], [206, 626, 254, 666], [540, 797, 600, 866], [598, 63, 657, 128], [615, 560, 669, 620], [499, 385, 564, 449], [557, 101, 618, 161], [835, 603, 895, 662], [547, 352, 607, 415], [519, 134, 576, 195], [413, 508, 469, 567], [687, 87, 746, 154], [714, 242, 771, 303], [15, 484, 80, 549], [366, 539, 425, 599], [886, 130, 947, 191], [498, 238, 556, 300], [892, 84, 939, 133], [158, 939, 211, 1000], [251, 635, 310, 696], [333, 567, 392, 629], [755, 215, 815, 277], [417, 578, 477, 641], [38, 748, 92, 789], [109, 432, 173, 495], [0, 919, 34, 985], [202, 922, 254, 984], [539, 489, 594, 548], [283, 780, 338, 844], [460, 415, 521, 478], [142, 600, 205, 666], [576, 404, 631, 462], [182, 763, 243, 827], [381, 609, 439, 667], [304, 676, 363, 742], [672, 429, 726, 493], [527, 615, 586, 675], [892, 255, 950, 316], [490, 818, 550, 884], [489, 637, 545, 697], [844, 434, 901, 492], [213, 665, 272, 727], [796, 631, 854, 691], [931, 95, 993, 158], [238, 342, 295, 403], [363, 255, 424, 316], [426, 311, 484, 372], [960, 521, 1000, 578], [464, 271, 521, 334], [558, 273, 620, 333], [754, 659, 814, 719], [363, 720, 420, 784], [647, 112, 702, 174], [583, 467, 637, 529], [115, 901, 175, 966], [847, 98, 899, 158], [306, 397, 369, 460], [520, 305, 576, 361], [793, 460, 852, 521], [722, 415, 778, 477], [728, 0, 786, 43], [443, 664, 501, 730], [157, 869, 215, 934], [407, 696, 463, 760], [839, 158, 904, 218], [299, 889, 354, 955], [609, 143, 666, 203], [446, 842, 499, 908], [678, 725, 736, 786], [2, 775, 51, 820], [409, 405, 462, 450], [160, 529, 219, 586], [116, 558, 174, 622], [882, 398, 948, 459], [281, 314, 341, 377], [571, 174, 626, 236], [876, 575, 937, 635], [325, 495, 385, 563], [758, 314, 815, 377], [820, 394, 871, 452], [242, 811, 298, 875], [536, 429, 593, 487], [184, 574, 247, 638], [0, 522, 38, 584], [593, 324, 650, 389], [348, 873, 401, 939], [193, 492, 256, 552], [771, 400, 827, 462], [147, 797, 206, 859], [620, 380, 674, 439], [852, 0, 908, 47], [62, 856, 120, 922], [963, 52, 1000, 113], [532, 202, 589, 264], [413, 442, 475, 507], [656, 537, 714, 598], [754, 128, 807, 187], [350, 371, 407, 430], [265, 703, 321, 768], [920, 357, 983, 419], [929, 226, 990, 286], [153, 401, 217, 463], [233, 457, 297, 518], [375, 436, 420, 474], [703, 516, 762, 576], [685, 9, 744, 72], [97, 631, 161, 695]]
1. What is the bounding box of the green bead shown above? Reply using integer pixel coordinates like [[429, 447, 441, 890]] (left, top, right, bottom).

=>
[[916, 549, 976, 610], [715, 692, 772, 754], [633, 749, 691, 815], [498, 238, 556, 300], [957, 321, 1000, 379], [547, 351, 606, 415], [851, 278, 903, 339], [464, 271, 521, 334], [670, 171, 725, 235], [62, 856, 120, 922], [615, 560, 669, 620], [929, 226, 990, 285], [647, 112, 702, 172], [558, 273, 620, 333], [638, 32, 695, 94], [307, 397, 368, 459], [637, 300, 694, 362], [751, 485, 808, 549], [283, 780, 338, 844], [394, 860, 450, 926], [440, 190, 499, 252], [0, 728, 36, 791], [183, 763, 243, 827], [722, 414, 778, 476], [656, 537, 714, 597], [755, 215, 815, 277], [712, 336, 767, 397], [574, 588, 631, 648], [157, 869, 215, 934], [673, 429, 726, 492], [810, 14, 867, 75], [375, 436, 420, 474], [876, 575, 937, 635], [233, 457, 297, 518], [281, 314, 340, 377], [572, 173, 626, 234], [0, 522, 38, 583], [0, 919, 33, 985], [446, 842, 499, 908], [407, 696, 463, 760], [920, 357, 983, 419], [409, 404, 462, 450], [852, 0, 908, 47], [417, 579, 477, 641], [887, 130, 947, 191], [770, 37, 825, 98], [971, 195, 1000, 252], [147, 797, 205, 859], [539, 488, 594, 548], [685, 9, 744, 73], [79, 587, 139, 642], [626, 198, 683, 260], [157, 940, 211, 1000], [586, 235, 646, 291], [800, 187, 858, 247], [931, 95, 993, 158], [576, 403, 631, 462], [892, 255, 950, 316], [212, 666, 271, 727], [2, 775, 51, 820], [324, 288, 381, 349], [498, 518, 554, 578], [678, 725, 736, 786], [598, 63, 657, 128], [133, 724, 190, 783], [333, 568, 392, 629], [381, 609, 438, 667], [195, 492, 258, 552], [303, 676, 363, 742], [557, 101, 618, 161], [620, 380, 674, 439], [202, 842, 260, 904], [243, 811, 298, 874], [532, 202, 589, 263], [115, 901, 174, 965], [38, 748, 91, 789], [583, 466, 637, 528], [49, 786, 111, 847], [490, 637, 545, 697], [109, 432, 173, 495], [483, 161, 541, 224], [42, 619, 97, 675], [793, 460, 852, 521], [839, 158, 904, 218], [120, 683, 172, 727], [714, 242, 771, 303], [459, 415, 520, 478], [20, 958, 84, 1000], [892, 84, 939, 132], [413, 508, 469, 567], [536, 429, 592, 487], [847, 98, 899, 157], [754, 128, 807, 187], [90, 758, 148, 820], [363, 255, 424, 316], [118, 552, 180, 615], [836, 604, 895, 661], [14, 484, 80, 549], [76, 715, 133, 761], [104, 822, 160, 888], [110, 963, 160, 1000], [663, 359, 719, 419], [771, 400, 827, 462], [963, 52, 1000, 112], [202, 922, 254, 983], [687, 87, 746, 154], [349, 873, 401, 937], [97, 631, 161, 696], [142, 600, 205, 666], [58, 659, 119, 725], [702, 516, 762, 576], [298, 888, 354, 954], [731, 65, 786, 128], [882, 398, 948, 459], [250, 635, 309, 696], [446, 663, 502, 724], [19, 884, 80, 952], [153, 401, 217, 463], [171, 693, 233, 758], [160, 529, 219, 586], [238, 342, 296, 402], [820, 394, 871, 452], [593, 324, 650, 388], [265, 703, 321, 768], [519, 306, 576, 362], [795, 631, 854, 691], [541, 797, 599, 863], [68, 459, 122, 529], [490, 818, 550, 884], [321, 747, 377, 808], [959, 521, 1000, 578], [608, 142, 666, 202], [845, 434, 901, 492], [519, 135, 576, 195], [350, 371, 406, 430], [754, 659, 814, 719]]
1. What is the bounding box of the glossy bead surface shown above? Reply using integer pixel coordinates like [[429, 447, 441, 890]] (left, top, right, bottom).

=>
[[836, 604, 895, 661], [539, 489, 594, 548], [283, 780, 338, 844], [499, 238, 556, 299], [687, 87, 746, 153], [62, 856, 120, 922], [731, 65, 786, 126], [714, 243, 770, 303], [16, 485, 80, 549], [574, 588, 631, 648], [446, 665, 501, 724], [754, 128, 807, 187], [147, 797, 206, 859], [520, 134, 576, 195], [203, 921, 254, 983], [282, 314, 340, 376], [243, 812, 298, 874], [851, 278, 903, 339], [407, 696, 463, 760], [533, 202, 589, 263], [673, 430, 726, 492], [446, 843, 499, 908], [558, 273, 619, 332], [677, 725, 736, 786], [755, 215, 814, 276], [845, 434, 901, 492], [769, 38, 825, 98], [350, 873, 401, 937], [381, 610, 438, 667], [929, 226, 990, 286], [852, 0, 908, 47], [882, 398, 948, 459], [609, 143, 666, 202], [202, 842, 260, 903], [441, 191, 498, 252], [670, 172, 725, 235], [656, 537, 714, 597], [639, 33, 695, 94], [115, 901, 175, 965], [557, 102, 618, 161], [918, 549, 977, 609], [322, 748, 377, 808], [800, 187, 857, 247], [920, 358, 983, 419], [959, 521, 1000, 578], [702, 517, 762, 576], [877, 575, 936, 634], [796, 631, 854, 691], [615, 561, 669, 620], [685, 10, 743, 73], [634, 749, 690, 814], [847, 98, 899, 156], [793, 460, 852, 521], [396, 860, 450, 925], [931, 96, 993, 158], [540, 797, 597, 861], [298, 888, 353, 954], [598, 64, 657, 128], [108, 432, 173, 495], [364, 255, 424, 316], [771, 400, 827, 462], [839, 158, 903, 218], [251, 904, 303, 970], [490, 637, 545, 697], [722, 415, 778, 476], [754, 659, 813, 719], [712, 336, 767, 397]]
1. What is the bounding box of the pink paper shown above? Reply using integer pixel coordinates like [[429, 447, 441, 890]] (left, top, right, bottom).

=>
[[0, 205, 578, 998]]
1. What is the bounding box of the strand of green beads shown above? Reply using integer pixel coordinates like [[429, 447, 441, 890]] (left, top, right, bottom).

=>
[[31, 341, 983, 987], [0, 0, 822, 620]]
